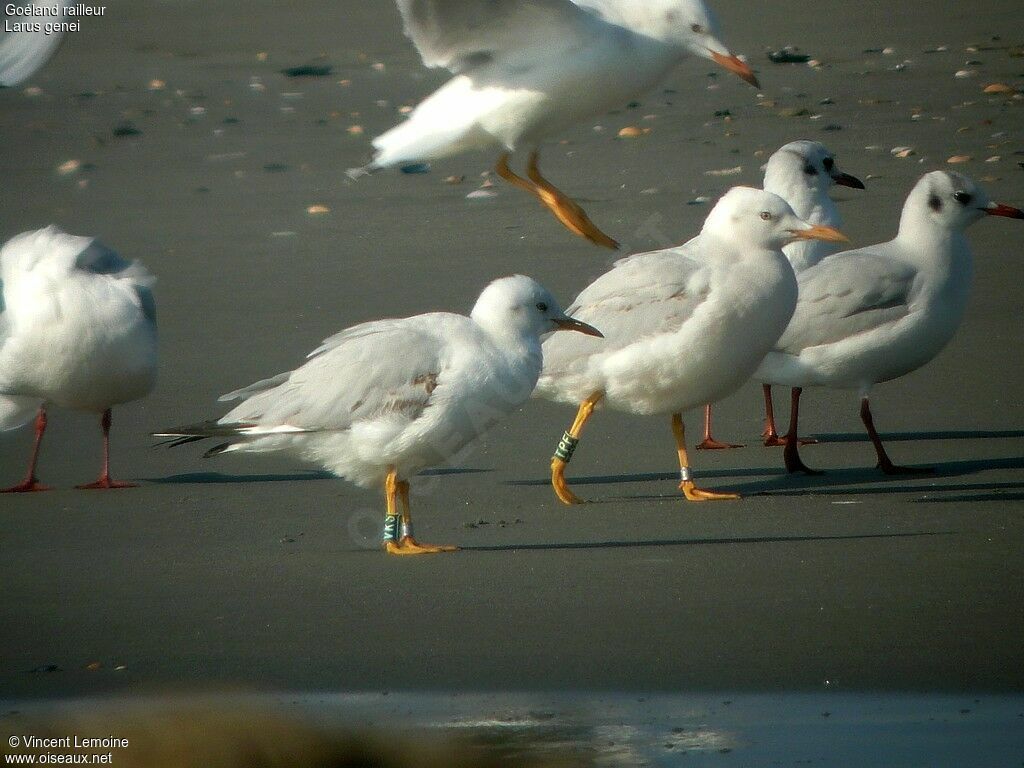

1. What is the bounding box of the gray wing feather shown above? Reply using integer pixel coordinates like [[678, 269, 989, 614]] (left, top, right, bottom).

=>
[[395, 0, 597, 72], [543, 246, 707, 377], [777, 250, 917, 352], [0, 2, 70, 85], [221, 317, 453, 431]]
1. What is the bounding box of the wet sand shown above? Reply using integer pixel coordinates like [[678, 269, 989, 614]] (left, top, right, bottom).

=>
[[1, 0, 1023, 702]]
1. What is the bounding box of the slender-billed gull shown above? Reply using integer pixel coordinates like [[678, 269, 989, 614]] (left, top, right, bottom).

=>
[[0, 2, 71, 86], [353, 0, 758, 248], [755, 171, 1023, 475], [156, 276, 600, 555], [0, 226, 157, 491], [534, 187, 846, 504], [698, 140, 864, 450]]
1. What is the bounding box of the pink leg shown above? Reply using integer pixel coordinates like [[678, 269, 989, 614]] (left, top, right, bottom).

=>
[[2, 407, 51, 493], [782, 388, 823, 475], [696, 403, 745, 450], [76, 409, 137, 490], [764, 384, 818, 447]]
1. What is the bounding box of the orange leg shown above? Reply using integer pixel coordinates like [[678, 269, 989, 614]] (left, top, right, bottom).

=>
[[696, 403, 744, 450], [782, 388, 823, 475], [550, 391, 603, 505], [77, 409, 137, 490], [383, 468, 458, 555], [495, 152, 619, 250], [671, 413, 739, 501], [764, 384, 817, 447]]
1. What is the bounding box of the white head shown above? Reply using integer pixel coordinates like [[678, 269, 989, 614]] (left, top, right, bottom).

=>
[[763, 141, 864, 201], [593, 0, 758, 86], [900, 171, 1024, 235], [470, 275, 602, 341], [701, 187, 849, 251]]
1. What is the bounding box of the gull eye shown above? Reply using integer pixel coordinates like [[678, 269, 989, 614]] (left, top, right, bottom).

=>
[[953, 191, 972, 205], [691, 23, 705, 34], [823, 157, 834, 171], [803, 164, 817, 176], [536, 302, 548, 312], [760, 211, 772, 221]]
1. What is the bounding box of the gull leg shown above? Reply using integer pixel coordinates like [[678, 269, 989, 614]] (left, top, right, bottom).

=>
[[782, 388, 822, 475], [494, 153, 619, 249], [383, 469, 457, 555], [2, 407, 50, 493], [763, 385, 817, 447], [672, 413, 739, 501], [550, 391, 603, 505], [696, 403, 744, 450], [77, 409, 137, 489], [860, 397, 933, 475]]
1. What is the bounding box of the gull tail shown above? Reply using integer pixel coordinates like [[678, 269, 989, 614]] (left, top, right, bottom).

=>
[[153, 421, 311, 457]]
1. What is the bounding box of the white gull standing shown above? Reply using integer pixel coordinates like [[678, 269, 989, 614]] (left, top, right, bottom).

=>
[[697, 140, 864, 450], [353, 0, 759, 249], [534, 187, 846, 504], [156, 276, 600, 555], [755, 171, 1024, 475], [0, 226, 157, 491]]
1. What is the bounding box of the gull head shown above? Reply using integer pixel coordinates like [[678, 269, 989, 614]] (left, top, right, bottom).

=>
[[471, 275, 602, 341], [702, 187, 849, 251], [657, 0, 758, 86], [764, 140, 865, 199], [906, 171, 1024, 232]]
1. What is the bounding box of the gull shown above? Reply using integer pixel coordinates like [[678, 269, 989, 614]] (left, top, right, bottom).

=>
[[155, 276, 600, 555], [697, 140, 864, 450], [533, 187, 845, 504], [755, 171, 1024, 475], [0, 226, 158, 491], [352, 0, 759, 249], [0, 2, 71, 86]]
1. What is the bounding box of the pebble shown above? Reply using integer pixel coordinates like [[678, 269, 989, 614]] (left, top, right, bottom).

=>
[[147, 79, 165, 91], [466, 188, 498, 199], [57, 159, 81, 175], [704, 166, 742, 176], [617, 126, 645, 138], [687, 196, 711, 205], [306, 204, 330, 215], [371, 62, 385, 72], [983, 83, 1014, 94], [947, 155, 971, 164], [985, 156, 1000, 163], [891, 146, 915, 158], [443, 175, 465, 184], [347, 125, 364, 135], [954, 69, 977, 79]]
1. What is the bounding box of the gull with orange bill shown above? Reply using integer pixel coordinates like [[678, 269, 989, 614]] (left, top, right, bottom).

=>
[[533, 187, 846, 504], [352, 0, 759, 249]]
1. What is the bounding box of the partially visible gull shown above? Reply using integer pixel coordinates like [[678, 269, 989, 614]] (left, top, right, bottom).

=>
[[755, 171, 1023, 475], [0, 226, 158, 491], [0, 2, 72, 86], [353, 0, 759, 249]]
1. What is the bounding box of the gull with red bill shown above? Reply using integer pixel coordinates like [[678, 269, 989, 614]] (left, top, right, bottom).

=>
[[351, 0, 758, 249], [155, 276, 600, 555], [755, 171, 1024, 475], [533, 186, 846, 504]]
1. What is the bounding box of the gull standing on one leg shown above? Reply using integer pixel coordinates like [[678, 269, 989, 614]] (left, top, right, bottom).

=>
[[354, 0, 759, 248]]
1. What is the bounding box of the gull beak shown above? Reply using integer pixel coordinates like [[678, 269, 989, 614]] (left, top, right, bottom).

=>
[[709, 50, 760, 88], [554, 317, 603, 338], [788, 225, 849, 243], [832, 171, 866, 190], [985, 202, 1024, 219]]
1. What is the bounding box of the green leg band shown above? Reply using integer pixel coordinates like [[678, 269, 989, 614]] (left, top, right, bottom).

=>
[[382, 514, 399, 543], [553, 431, 579, 463]]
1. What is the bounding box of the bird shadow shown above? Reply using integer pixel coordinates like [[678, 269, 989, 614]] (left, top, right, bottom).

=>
[[507, 455, 1024, 501], [459, 530, 953, 553], [146, 467, 492, 485], [803, 429, 1024, 444]]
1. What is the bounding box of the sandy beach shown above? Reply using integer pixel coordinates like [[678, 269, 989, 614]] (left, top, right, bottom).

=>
[[1, 0, 1023, 717]]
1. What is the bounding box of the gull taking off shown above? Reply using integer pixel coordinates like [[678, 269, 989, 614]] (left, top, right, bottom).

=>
[[698, 140, 864, 450], [534, 187, 846, 504], [755, 171, 1023, 475], [0, 226, 157, 491], [156, 276, 600, 555], [354, 0, 758, 249]]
